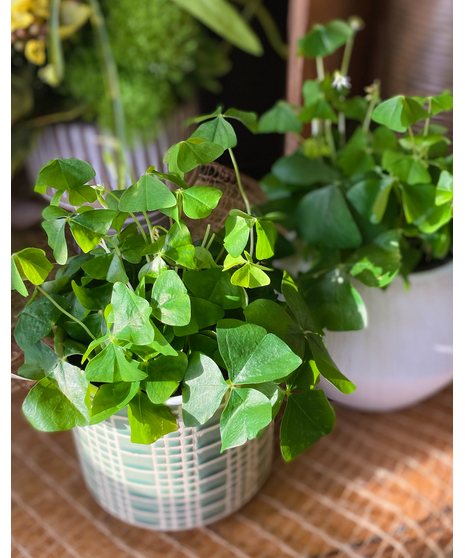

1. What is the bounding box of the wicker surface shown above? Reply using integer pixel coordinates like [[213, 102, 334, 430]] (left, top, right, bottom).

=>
[[11, 358, 453, 557]]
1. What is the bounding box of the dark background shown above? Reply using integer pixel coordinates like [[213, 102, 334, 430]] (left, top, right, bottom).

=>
[[199, 2, 289, 180]]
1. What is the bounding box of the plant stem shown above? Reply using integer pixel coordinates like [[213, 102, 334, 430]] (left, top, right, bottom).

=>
[[316, 56, 325, 81], [206, 233, 216, 251], [214, 246, 225, 264], [37, 286, 96, 340], [142, 211, 155, 242], [362, 95, 377, 133], [228, 148, 254, 258], [408, 126, 418, 157], [338, 112, 346, 147], [340, 37, 354, 77], [88, 0, 129, 190], [201, 224, 211, 248], [99, 239, 111, 253], [424, 98, 432, 137], [105, 236, 122, 256], [48, 0, 65, 84], [30, 105, 89, 128], [325, 120, 337, 163]]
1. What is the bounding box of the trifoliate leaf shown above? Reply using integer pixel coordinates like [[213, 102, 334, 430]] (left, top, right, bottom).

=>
[[182, 352, 228, 426]]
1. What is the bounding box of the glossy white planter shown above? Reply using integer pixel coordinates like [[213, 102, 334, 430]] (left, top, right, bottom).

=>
[[322, 262, 453, 412]]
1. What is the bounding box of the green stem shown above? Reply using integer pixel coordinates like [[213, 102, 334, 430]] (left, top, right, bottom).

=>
[[214, 246, 225, 264], [424, 98, 432, 137], [206, 233, 216, 251], [88, 0, 129, 190], [142, 211, 155, 242], [37, 286, 96, 340], [105, 236, 122, 256], [316, 56, 325, 81], [48, 0, 65, 84], [408, 126, 418, 157], [338, 112, 346, 147], [340, 37, 354, 77], [325, 120, 337, 164], [201, 224, 211, 248], [29, 105, 89, 128], [228, 148, 254, 258], [362, 95, 377, 133]]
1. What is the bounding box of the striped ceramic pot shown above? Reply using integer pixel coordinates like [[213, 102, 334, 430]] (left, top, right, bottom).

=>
[[72, 395, 274, 531], [24, 102, 197, 226], [321, 261, 453, 412]]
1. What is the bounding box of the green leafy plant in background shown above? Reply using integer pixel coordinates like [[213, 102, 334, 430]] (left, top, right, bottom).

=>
[[12, 114, 354, 461], [12, 0, 287, 175], [255, 16, 453, 332]]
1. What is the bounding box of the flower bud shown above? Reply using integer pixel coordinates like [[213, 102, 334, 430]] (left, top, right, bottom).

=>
[[348, 16, 365, 32]]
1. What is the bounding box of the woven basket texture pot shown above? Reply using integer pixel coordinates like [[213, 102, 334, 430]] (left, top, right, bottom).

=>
[[322, 261, 453, 412], [72, 397, 274, 531]]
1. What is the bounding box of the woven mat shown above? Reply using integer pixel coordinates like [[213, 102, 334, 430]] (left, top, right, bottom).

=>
[[11, 214, 452, 558]]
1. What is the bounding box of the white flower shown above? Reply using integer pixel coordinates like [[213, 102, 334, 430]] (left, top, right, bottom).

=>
[[332, 72, 351, 92]]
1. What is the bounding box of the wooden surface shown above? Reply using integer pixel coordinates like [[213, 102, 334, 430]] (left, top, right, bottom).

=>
[[11, 361, 453, 556]]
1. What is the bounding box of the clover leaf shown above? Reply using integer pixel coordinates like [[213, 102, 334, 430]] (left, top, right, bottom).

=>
[[372, 96, 430, 133], [224, 214, 253, 257], [14, 295, 69, 350], [280, 390, 335, 461], [182, 186, 223, 219], [258, 101, 303, 134], [182, 352, 229, 427], [151, 270, 191, 327], [119, 174, 176, 213], [255, 220, 277, 260], [85, 341, 147, 383], [298, 20, 353, 58], [90, 381, 140, 425], [34, 158, 95, 194], [297, 185, 362, 249], [299, 268, 367, 331], [220, 388, 272, 451], [42, 219, 68, 265], [22, 361, 90, 432], [112, 282, 155, 345], [168, 138, 225, 174], [144, 353, 188, 405], [190, 116, 237, 149], [347, 230, 401, 287], [128, 391, 178, 444], [217, 323, 302, 384], [69, 209, 116, 252], [13, 248, 53, 285]]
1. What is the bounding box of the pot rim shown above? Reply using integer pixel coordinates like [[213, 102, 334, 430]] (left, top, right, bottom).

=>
[[408, 259, 453, 284]]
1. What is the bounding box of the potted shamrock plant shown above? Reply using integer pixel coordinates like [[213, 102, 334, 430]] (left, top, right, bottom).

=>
[[11, 112, 354, 530], [255, 18, 453, 412]]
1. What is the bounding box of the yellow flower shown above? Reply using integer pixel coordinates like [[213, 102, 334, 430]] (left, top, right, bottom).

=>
[[11, 0, 49, 32], [25, 39, 46, 65], [32, 0, 49, 19], [11, 0, 34, 32]]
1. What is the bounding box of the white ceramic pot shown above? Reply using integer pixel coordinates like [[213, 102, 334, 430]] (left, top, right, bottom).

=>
[[73, 395, 274, 531], [321, 262, 453, 412]]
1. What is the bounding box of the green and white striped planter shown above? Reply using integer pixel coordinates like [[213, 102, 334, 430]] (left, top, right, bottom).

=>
[[73, 395, 274, 531]]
